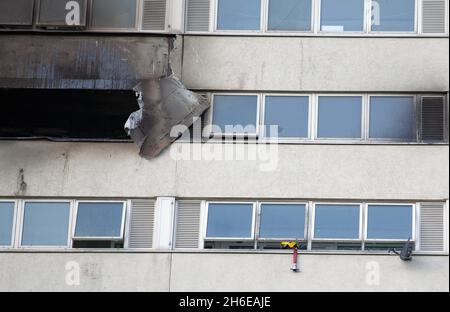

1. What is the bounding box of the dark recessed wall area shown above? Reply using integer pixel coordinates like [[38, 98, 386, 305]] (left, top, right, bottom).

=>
[[0, 88, 137, 140]]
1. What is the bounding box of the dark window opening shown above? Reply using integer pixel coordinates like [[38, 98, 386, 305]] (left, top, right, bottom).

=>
[[0, 88, 137, 141], [72, 240, 124, 249]]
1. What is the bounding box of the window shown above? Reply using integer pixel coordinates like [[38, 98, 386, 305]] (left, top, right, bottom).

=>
[[0, 202, 15, 246], [371, 0, 416, 32], [320, 0, 365, 32], [206, 203, 254, 238], [211, 95, 259, 135], [268, 0, 312, 31], [314, 204, 361, 239], [21, 202, 70, 246], [74, 202, 125, 239], [369, 96, 416, 140], [259, 203, 306, 239], [264, 96, 309, 138], [91, 0, 137, 29], [317, 96, 363, 139], [217, 0, 261, 30], [366, 204, 413, 240]]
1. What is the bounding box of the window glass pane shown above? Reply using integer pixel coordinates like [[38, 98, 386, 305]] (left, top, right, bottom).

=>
[[212, 95, 258, 134], [21, 202, 70, 246], [259, 204, 305, 238], [206, 203, 254, 238], [321, 0, 364, 32], [268, 0, 312, 31], [0, 202, 14, 246], [314, 204, 360, 239], [369, 96, 416, 140], [367, 205, 413, 240], [371, 0, 415, 32], [217, 0, 261, 30], [91, 0, 137, 29], [264, 96, 309, 138], [75, 202, 124, 237], [317, 96, 362, 139]]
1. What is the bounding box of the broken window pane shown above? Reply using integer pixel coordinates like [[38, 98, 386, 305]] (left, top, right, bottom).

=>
[[371, 0, 415, 32], [91, 0, 137, 29], [264, 96, 309, 138], [369, 96, 416, 140], [206, 203, 254, 238], [74, 202, 124, 238], [259, 204, 306, 239], [0, 202, 15, 246], [268, 0, 312, 31], [212, 95, 258, 135], [217, 0, 261, 30], [21, 202, 71, 246], [320, 0, 365, 32], [317, 96, 363, 139]]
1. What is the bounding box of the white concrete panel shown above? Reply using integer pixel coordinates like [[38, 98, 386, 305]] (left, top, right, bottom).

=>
[[0, 141, 448, 200], [182, 36, 449, 92], [0, 252, 171, 292], [154, 197, 176, 249], [0, 141, 177, 198], [170, 253, 449, 292], [0, 252, 447, 291]]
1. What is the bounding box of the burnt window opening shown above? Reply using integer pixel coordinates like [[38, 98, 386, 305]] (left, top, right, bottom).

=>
[[0, 88, 137, 141]]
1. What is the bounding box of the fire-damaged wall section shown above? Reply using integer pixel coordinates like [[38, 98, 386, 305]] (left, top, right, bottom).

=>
[[0, 34, 209, 157], [0, 34, 172, 89]]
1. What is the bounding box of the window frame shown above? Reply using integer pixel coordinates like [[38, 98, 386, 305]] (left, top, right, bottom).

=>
[[318, 0, 368, 34], [208, 93, 261, 138], [87, 0, 141, 32], [0, 200, 18, 249], [265, 0, 315, 33], [18, 199, 73, 249], [314, 94, 365, 141], [367, 94, 419, 142], [72, 200, 127, 241], [311, 202, 364, 242], [203, 201, 257, 241], [364, 202, 416, 243], [214, 0, 265, 33], [257, 201, 309, 242], [261, 94, 312, 142], [368, 0, 419, 34]]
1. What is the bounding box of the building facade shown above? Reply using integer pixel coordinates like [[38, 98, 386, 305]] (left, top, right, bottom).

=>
[[0, 0, 449, 292]]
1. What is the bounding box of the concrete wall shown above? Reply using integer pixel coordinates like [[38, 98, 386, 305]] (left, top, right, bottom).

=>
[[0, 252, 447, 292], [182, 36, 449, 92], [0, 141, 447, 200]]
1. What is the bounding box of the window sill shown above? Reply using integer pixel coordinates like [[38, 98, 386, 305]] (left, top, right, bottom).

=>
[[0, 248, 448, 256]]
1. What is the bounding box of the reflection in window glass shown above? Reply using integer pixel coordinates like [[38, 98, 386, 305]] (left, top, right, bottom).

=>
[[217, 0, 261, 30], [259, 204, 305, 238], [369, 96, 416, 140], [206, 203, 254, 238], [371, 0, 415, 32], [75, 202, 124, 237], [320, 0, 365, 32], [268, 0, 312, 31], [317, 96, 362, 139], [21, 202, 70, 246], [264, 96, 309, 138], [91, 0, 137, 29], [212, 95, 258, 134], [367, 205, 413, 240], [0, 202, 14, 246], [314, 204, 360, 239]]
